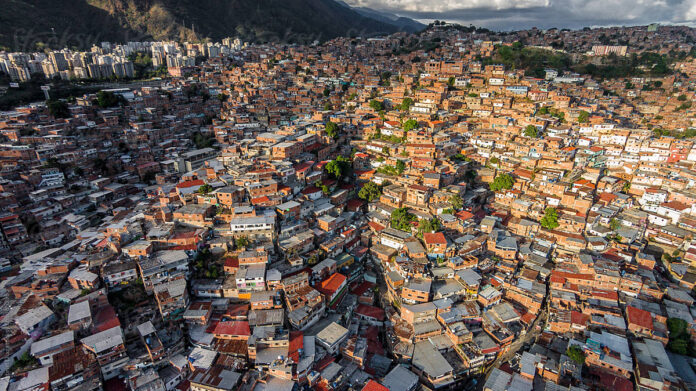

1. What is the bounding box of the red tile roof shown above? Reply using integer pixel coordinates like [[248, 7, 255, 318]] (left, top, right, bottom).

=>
[[591, 289, 618, 301], [626, 306, 653, 330], [367, 221, 386, 232], [355, 304, 386, 321], [456, 210, 475, 220], [288, 331, 303, 363], [176, 179, 205, 189], [170, 231, 198, 239], [570, 311, 590, 326], [520, 312, 535, 325], [423, 232, 446, 245], [351, 281, 374, 296], [251, 196, 271, 205], [93, 305, 121, 332], [223, 257, 239, 268], [318, 273, 347, 294], [362, 380, 389, 391], [213, 321, 250, 337], [169, 244, 197, 251]]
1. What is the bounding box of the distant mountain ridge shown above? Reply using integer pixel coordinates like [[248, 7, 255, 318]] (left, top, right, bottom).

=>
[[0, 0, 405, 51], [336, 2, 425, 33]]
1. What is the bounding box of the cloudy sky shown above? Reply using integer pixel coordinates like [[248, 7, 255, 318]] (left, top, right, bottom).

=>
[[344, 0, 696, 30]]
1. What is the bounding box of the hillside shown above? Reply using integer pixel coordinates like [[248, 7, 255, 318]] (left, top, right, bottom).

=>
[[0, 0, 399, 51], [345, 5, 425, 33]]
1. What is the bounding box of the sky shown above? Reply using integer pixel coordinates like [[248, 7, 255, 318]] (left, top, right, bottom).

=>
[[344, 0, 696, 30]]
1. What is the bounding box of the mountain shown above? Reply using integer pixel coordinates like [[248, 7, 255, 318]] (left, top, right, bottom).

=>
[[340, 4, 425, 33], [0, 0, 400, 51]]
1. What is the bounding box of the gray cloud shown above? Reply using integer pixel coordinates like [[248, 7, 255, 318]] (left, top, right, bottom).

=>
[[344, 0, 696, 30]]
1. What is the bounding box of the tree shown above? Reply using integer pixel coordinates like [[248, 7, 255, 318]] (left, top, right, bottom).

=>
[[46, 99, 69, 118], [666, 318, 694, 356], [358, 182, 381, 202], [566, 345, 585, 365], [325, 156, 350, 179], [96, 90, 124, 108], [524, 125, 539, 138], [417, 218, 441, 238], [403, 119, 418, 132], [191, 132, 215, 149], [609, 218, 620, 231], [391, 207, 416, 231], [369, 99, 384, 112], [490, 173, 514, 192], [142, 171, 156, 183], [540, 207, 560, 230], [236, 236, 250, 249], [400, 97, 414, 112], [197, 184, 213, 195], [577, 110, 590, 123], [678, 94, 687, 101], [325, 121, 340, 139], [465, 170, 477, 184], [449, 194, 463, 210], [396, 160, 406, 174]]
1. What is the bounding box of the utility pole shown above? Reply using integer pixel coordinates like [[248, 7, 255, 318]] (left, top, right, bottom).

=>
[[41, 85, 51, 100]]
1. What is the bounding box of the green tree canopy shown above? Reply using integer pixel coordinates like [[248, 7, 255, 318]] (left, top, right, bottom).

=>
[[566, 345, 585, 365], [96, 90, 124, 108], [396, 160, 406, 174], [524, 125, 539, 138], [666, 318, 695, 356], [490, 173, 515, 192], [325, 155, 350, 179], [609, 218, 620, 231], [403, 119, 419, 132], [541, 207, 560, 230], [577, 110, 590, 123], [417, 218, 441, 238], [358, 182, 381, 202], [391, 207, 416, 231], [236, 236, 250, 249], [369, 99, 384, 112], [400, 97, 414, 112], [449, 194, 463, 210], [325, 121, 340, 139], [197, 184, 213, 195], [46, 99, 69, 118]]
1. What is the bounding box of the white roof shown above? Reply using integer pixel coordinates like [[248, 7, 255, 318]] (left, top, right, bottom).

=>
[[67, 300, 91, 324], [189, 347, 217, 370], [30, 330, 74, 356], [15, 305, 54, 332], [137, 321, 157, 336], [11, 367, 48, 391], [81, 326, 123, 353], [316, 322, 348, 345]]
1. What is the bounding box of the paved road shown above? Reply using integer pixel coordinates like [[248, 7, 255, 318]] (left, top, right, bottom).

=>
[[77, 79, 168, 90]]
